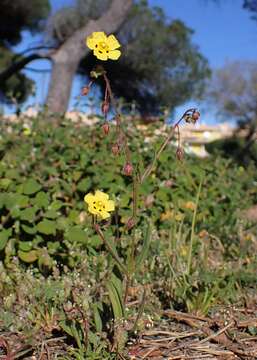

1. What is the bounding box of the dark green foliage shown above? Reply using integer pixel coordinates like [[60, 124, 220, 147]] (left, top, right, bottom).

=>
[[206, 136, 257, 166], [0, 46, 34, 104], [0, 0, 50, 103], [0, 115, 256, 267], [0, 0, 50, 46]]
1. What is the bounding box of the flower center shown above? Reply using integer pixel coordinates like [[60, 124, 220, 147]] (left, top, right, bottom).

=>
[[93, 200, 106, 213], [97, 41, 109, 53]]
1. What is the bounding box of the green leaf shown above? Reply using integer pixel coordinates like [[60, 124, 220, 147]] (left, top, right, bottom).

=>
[[0, 178, 11, 189], [65, 227, 87, 243], [106, 274, 124, 320], [44, 209, 59, 219], [5, 194, 29, 210], [21, 224, 37, 234], [49, 200, 64, 211], [18, 250, 38, 263], [37, 219, 56, 235], [0, 229, 12, 251], [77, 178, 91, 192], [33, 191, 49, 209], [19, 241, 33, 252], [20, 207, 37, 222], [92, 304, 103, 333], [23, 179, 42, 195]]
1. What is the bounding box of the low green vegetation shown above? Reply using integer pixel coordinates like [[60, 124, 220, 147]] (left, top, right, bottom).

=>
[[0, 115, 256, 358]]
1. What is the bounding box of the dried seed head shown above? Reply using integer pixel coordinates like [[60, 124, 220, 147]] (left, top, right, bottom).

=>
[[101, 101, 110, 115], [111, 143, 120, 156], [81, 86, 90, 96], [102, 122, 110, 135], [176, 147, 184, 161], [123, 162, 133, 176]]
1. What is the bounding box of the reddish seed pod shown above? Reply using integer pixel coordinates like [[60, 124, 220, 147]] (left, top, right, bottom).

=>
[[192, 110, 200, 123], [101, 101, 110, 115], [176, 147, 184, 161], [102, 122, 110, 135], [81, 86, 90, 96], [111, 143, 120, 156], [126, 217, 136, 230], [123, 162, 133, 176]]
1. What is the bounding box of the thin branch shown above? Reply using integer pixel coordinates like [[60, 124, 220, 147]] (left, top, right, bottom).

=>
[[0, 53, 52, 82]]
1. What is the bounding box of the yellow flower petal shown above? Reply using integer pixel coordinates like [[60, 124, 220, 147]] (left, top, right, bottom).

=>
[[93, 49, 108, 61], [88, 205, 99, 215], [108, 50, 121, 60], [107, 35, 121, 50], [84, 193, 94, 204], [105, 200, 115, 212], [100, 211, 110, 220], [86, 31, 107, 49], [95, 190, 109, 201]]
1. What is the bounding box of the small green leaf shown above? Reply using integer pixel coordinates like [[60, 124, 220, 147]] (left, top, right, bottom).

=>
[[20, 207, 37, 222], [77, 178, 91, 192], [33, 192, 49, 209], [0, 229, 12, 251], [0, 178, 11, 189], [37, 219, 56, 235], [23, 179, 42, 195], [44, 209, 59, 219], [49, 200, 64, 211], [18, 250, 38, 263], [21, 224, 37, 234], [19, 241, 33, 252], [65, 227, 87, 243]]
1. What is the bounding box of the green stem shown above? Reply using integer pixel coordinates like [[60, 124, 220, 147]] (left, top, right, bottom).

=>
[[187, 177, 203, 275], [94, 224, 128, 275]]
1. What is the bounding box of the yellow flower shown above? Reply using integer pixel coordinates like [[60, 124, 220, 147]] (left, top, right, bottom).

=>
[[86, 32, 121, 61], [84, 190, 115, 219], [23, 126, 31, 136]]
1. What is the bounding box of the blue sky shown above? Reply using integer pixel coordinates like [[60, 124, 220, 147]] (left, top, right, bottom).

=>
[[5, 0, 257, 123]]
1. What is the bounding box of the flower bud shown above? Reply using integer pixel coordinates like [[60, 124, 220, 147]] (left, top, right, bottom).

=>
[[192, 110, 200, 123], [111, 143, 120, 155], [102, 122, 110, 135], [101, 101, 110, 115], [123, 162, 133, 176], [176, 147, 184, 161], [126, 217, 136, 230], [81, 86, 90, 96]]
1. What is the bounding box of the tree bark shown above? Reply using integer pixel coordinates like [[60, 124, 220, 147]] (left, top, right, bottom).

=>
[[46, 0, 133, 114]]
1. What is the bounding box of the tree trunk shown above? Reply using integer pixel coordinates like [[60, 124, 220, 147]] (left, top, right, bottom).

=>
[[46, 57, 79, 114], [46, 0, 133, 114]]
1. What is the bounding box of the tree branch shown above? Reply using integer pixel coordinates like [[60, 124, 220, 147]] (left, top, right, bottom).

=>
[[0, 53, 51, 82]]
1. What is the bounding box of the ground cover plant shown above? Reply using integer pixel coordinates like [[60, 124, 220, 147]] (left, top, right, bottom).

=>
[[0, 110, 257, 358]]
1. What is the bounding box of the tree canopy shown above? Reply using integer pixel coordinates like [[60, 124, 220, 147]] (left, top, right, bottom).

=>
[[205, 60, 257, 154], [0, 0, 50, 104]]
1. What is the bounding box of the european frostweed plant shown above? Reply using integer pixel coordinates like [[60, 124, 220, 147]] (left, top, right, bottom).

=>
[[82, 31, 201, 351]]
